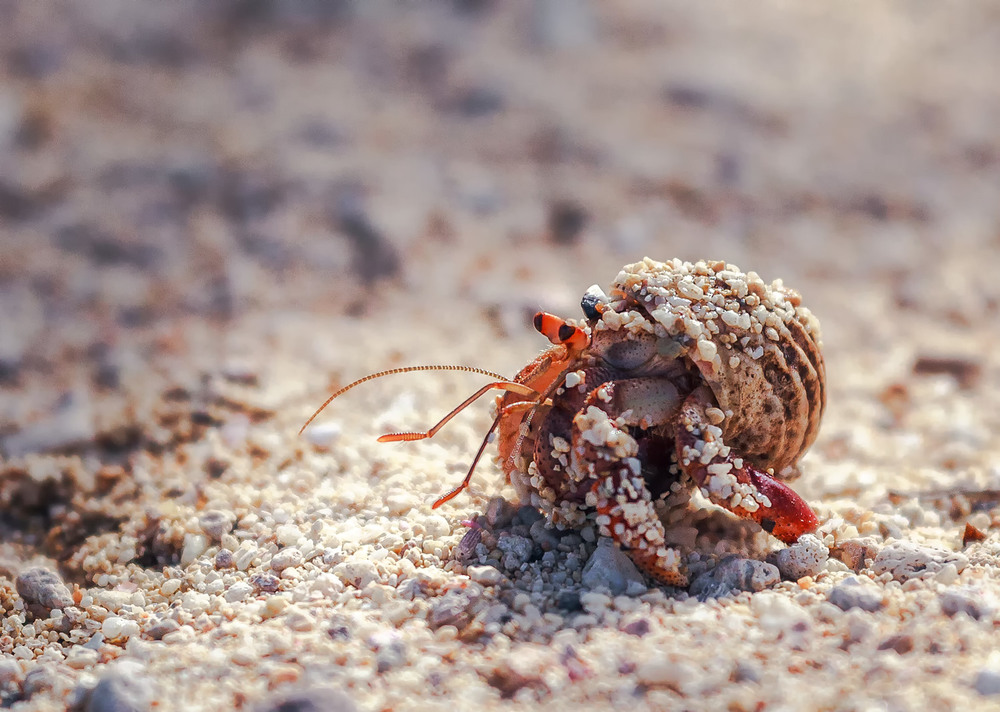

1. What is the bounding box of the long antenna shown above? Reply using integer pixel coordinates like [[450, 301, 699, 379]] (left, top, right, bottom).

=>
[[299, 365, 508, 435]]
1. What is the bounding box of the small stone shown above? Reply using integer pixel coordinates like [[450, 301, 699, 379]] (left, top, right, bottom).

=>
[[180, 533, 209, 567], [284, 607, 314, 632], [66, 646, 100, 670], [828, 576, 884, 612], [253, 685, 356, 712], [873, 541, 968, 582], [940, 587, 995, 620], [275, 524, 303, 546], [101, 616, 140, 641], [622, 618, 651, 637], [833, 538, 881, 571], [557, 590, 582, 611], [689, 556, 780, 600], [496, 534, 534, 571], [771, 534, 829, 580], [85, 667, 154, 712], [0, 659, 23, 685], [271, 547, 304, 572], [303, 422, 342, 448], [199, 510, 234, 541], [877, 634, 914, 655], [636, 658, 697, 693], [486, 497, 517, 529], [214, 549, 236, 570], [580, 591, 611, 614], [974, 668, 1000, 697], [15, 567, 74, 612], [512, 506, 543, 528], [581, 539, 645, 595], [750, 591, 809, 634], [250, 574, 281, 594], [333, 560, 379, 588], [467, 565, 502, 587], [224, 582, 253, 603], [145, 618, 180, 640], [428, 590, 475, 629], [529, 518, 561, 551]]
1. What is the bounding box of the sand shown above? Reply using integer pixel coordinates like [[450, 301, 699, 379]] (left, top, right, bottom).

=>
[[2, 2, 1000, 710]]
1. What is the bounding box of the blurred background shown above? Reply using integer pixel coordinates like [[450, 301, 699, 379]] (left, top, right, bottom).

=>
[[1, 0, 998, 460]]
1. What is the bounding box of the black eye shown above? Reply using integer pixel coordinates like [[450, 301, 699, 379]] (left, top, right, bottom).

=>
[[581, 292, 602, 320]]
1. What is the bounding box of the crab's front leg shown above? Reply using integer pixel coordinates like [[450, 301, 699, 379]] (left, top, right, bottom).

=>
[[568, 379, 688, 587], [674, 387, 819, 544]]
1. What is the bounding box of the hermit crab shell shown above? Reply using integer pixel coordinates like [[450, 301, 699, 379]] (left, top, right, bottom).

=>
[[602, 257, 826, 474]]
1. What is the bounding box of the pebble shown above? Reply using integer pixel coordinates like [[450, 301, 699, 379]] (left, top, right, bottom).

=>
[[486, 497, 517, 529], [84, 666, 154, 712], [750, 591, 810, 635], [0, 659, 23, 685], [940, 587, 995, 620], [276, 524, 303, 546], [529, 517, 562, 551], [581, 539, 645, 595], [834, 538, 881, 571], [872, 541, 969, 582], [689, 556, 780, 600], [622, 618, 651, 637], [636, 658, 698, 693], [101, 616, 140, 641], [215, 549, 236, 569], [771, 534, 829, 580], [225, 581, 253, 603], [15, 567, 74, 612], [428, 590, 476, 629], [199, 510, 235, 541], [65, 646, 100, 670], [271, 547, 304, 572], [974, 667, 1000, 697], [333, 560, 379, 588], [180, 533, 209, 567], [253, 685, 356, 712], [250, 573, 281, 593], [145, 618, 180, 640], [467, 564, 503, 586], [496, 534, 534, 571], [284, 606, 315, 632], [302, 421, 342, 448], [828, 576, 884, 613]]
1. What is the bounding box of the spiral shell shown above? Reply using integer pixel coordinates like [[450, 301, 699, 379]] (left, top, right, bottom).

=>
[[600, 257, 826, 474]]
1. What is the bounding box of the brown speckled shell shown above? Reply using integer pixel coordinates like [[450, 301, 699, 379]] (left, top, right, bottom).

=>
[[605, 257, 826, 474]]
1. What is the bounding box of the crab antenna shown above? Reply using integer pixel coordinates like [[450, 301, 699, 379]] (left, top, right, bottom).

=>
[[299, 365, 509, 435]]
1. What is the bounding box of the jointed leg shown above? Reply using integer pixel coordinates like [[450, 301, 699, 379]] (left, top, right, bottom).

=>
[[674, 388, 819, 544], [377, 381, 536, 442], [570, 397, 688, 587]]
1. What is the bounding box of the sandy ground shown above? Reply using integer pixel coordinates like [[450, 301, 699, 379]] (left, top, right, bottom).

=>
[[2, 1, 1000, 710]]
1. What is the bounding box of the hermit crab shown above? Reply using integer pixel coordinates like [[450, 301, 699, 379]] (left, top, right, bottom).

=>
[[302, 258, 825, 586]]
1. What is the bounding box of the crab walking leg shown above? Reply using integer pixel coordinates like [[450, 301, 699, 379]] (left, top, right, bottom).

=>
[[674, 387, 819, 544], [376, 381, 537, 443], [569, 383, 688, 586]]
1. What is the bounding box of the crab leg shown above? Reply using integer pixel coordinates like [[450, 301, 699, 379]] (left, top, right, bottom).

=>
[[567, 380, 689, 586], [377, 381, 536, 442], [673, 387, 819, 543]]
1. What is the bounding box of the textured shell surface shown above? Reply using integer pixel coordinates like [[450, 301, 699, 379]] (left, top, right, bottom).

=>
[[597, 257, 826, 474]]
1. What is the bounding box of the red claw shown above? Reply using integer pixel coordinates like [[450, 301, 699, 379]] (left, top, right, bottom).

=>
[[742, 467, 819, 544]]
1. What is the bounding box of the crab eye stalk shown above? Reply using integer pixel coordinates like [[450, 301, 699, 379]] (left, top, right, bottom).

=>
[[580, 284, 608, 320], [533, 312, 589, 353]]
